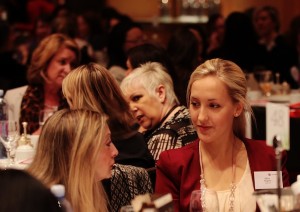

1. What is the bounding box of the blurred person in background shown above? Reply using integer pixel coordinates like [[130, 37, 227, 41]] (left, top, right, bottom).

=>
[[126, 43, 174, 76], [208, 12, 267, 73], [206, 13, 225, 55], [107, 19, 146, 84], [285, 15, 300, 86], [51, 13, 95, 64], [167, 26, 206, 106], [19, 33, 80, 134], [0, 20, 27, 93], [253, 5, 299, 88], [27, 14, 53, 63]]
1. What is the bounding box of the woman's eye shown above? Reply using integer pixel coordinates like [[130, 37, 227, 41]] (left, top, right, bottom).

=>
[[60, 59, 67, 65], [209, 103, 220, 108], [190, 101, 200, 107], [106, 140, 112, 147], [132, 95, 141, 102]]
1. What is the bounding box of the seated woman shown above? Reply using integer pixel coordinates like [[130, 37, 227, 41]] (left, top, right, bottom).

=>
[[19, 33, 80, 134], [155, 58, 290, 211], [0, 169, 62, 212], [62, 63, 154, 168], [120, 62, 197, 161], [27, 109, 118, 212]]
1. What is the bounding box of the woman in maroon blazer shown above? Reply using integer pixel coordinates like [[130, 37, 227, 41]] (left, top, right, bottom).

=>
[[155, 58, 289, 212]]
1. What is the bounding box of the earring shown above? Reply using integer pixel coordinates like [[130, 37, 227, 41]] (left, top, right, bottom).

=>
[[234, 113, 239, 117]]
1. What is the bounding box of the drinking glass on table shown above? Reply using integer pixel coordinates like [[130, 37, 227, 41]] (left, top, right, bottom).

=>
[[39, 107, 57, 127], [259, 71, 274, 97], [0, 120, 20, 166], [190, 189, 219, 212]]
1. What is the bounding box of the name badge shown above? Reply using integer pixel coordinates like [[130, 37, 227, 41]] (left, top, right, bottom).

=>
[[254, 171, 283, 189]]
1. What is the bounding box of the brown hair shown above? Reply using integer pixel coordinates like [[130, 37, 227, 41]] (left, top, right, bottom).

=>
[[27, 33, 80, 84]]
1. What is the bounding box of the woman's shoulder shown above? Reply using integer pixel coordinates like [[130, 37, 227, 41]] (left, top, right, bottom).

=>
[[243, 138, 276, 157], [158, 140, 199, 162], [244, 138, 273, 148], [156, 140, 199, 179]]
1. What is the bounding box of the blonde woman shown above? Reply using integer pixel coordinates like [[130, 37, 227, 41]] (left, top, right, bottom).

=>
[[19, 33, 80, 134], [155, 59, 289, 211], [62, 63, 154, 168], [27, 109, 118, 212]]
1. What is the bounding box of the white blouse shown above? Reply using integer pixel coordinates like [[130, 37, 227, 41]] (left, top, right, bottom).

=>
[[205, 159, 256, 212]]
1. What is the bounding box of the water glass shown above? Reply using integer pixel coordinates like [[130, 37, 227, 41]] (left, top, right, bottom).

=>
[[0, 120, 19, 166], [39, 107, 57, 127], [259, 71, 274, 97]]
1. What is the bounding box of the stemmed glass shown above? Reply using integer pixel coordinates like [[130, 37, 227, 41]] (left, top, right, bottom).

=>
[[259, 71, 274, 97], [190, 189, 219, 212], [190, 190, 202, 212], [39, 107, 57, 127], [0, 120, 20, 166]]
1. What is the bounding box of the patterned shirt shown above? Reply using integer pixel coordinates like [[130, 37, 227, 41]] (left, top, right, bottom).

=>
[[144, 106, 197, 161], [19, 85, 67, 134]]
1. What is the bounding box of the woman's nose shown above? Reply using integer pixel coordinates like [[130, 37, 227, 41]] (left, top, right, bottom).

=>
[[129, 102, 138, 113], [197, 107, 208, 122], [111, 143, 118, 158], [64, 63, 72, 74]]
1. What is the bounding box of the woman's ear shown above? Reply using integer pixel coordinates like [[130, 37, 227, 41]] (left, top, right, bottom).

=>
[[234, 102, 244, 117], [155, 85, 166, 103]]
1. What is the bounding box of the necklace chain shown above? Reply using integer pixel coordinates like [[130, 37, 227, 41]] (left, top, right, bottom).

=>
[[198, 140, 237, 212]]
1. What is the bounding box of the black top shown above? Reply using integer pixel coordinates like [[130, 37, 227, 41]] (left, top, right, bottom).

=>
[[113, 131, 155, 169], [109, 120, 155, 169]]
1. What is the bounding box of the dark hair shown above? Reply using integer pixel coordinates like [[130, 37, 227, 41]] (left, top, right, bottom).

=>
[[167, 26, 202, 70], [207, 13, 223, 35], [0, 169, 62, 212], [107, 20, 142, 69], [0, 20, 10, 48], [127, 43, 174, 72], [223, 12, 257, 47]]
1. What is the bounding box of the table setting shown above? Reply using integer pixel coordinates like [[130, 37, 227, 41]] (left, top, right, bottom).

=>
[[0, 121, 38, 170]]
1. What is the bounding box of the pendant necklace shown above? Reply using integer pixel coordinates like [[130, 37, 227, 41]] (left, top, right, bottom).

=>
[[198, 139, 237, 212]]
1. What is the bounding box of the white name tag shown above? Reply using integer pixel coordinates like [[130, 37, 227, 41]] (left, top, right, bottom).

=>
[[254, 171, 283, 189]]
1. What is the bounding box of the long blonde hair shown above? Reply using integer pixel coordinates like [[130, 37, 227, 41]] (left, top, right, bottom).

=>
[[27, 109, 109, 212], [62, 62, 135, 132], [187, 58, 253, 139]]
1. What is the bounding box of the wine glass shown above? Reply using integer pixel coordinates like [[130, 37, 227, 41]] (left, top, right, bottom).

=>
[[190, 190, 202, 212], [0, 120, 20, 166], [39, 107, 57, 127], [190, 189, 219, 212], [259, 71, 274, 97]]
